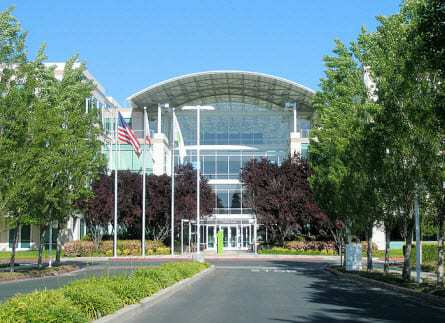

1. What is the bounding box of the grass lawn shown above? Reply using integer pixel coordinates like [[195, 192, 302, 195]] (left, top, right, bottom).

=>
[[369, 249, 404, 258], [0, 250, 61, 260]]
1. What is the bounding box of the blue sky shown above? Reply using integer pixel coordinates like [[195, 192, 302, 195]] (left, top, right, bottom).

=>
[[5, 1, 400, 106]]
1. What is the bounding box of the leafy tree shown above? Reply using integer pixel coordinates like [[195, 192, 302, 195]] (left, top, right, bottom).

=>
[[359, 8, 442, 280], [0, 8, 47, 271], [241, 155, 326, 245], [174, 164, 215, 221], [309, 39, 382, 270], [403, 0, 445, 287], [81, 164, 215, 242], [30, 58, 106, 265], [77, 173, 113, 249]]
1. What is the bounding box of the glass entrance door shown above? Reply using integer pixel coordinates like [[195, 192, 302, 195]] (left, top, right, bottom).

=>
[[218, 225, 241, 250], [222, 226, 229, 248], [207, 225, 216, 249], [229, 226, 237, 248], [242, 225, 250, 248]]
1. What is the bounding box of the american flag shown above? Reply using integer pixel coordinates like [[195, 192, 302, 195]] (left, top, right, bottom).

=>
[[118, 112, 141, 157]]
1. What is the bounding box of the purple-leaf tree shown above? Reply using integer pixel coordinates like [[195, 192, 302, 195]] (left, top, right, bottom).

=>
[[241, 155, 327, 244]]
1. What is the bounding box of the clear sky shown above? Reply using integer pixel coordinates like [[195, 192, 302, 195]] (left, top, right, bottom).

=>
[[4, 1, 401, 106]]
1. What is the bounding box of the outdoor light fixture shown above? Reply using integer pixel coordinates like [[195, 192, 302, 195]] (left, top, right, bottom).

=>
[[181, 105, 215, 256]]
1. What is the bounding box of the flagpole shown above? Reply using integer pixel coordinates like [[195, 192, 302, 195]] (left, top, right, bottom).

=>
[[196, 106, 201, 255], [170, 107, 175, 256], [113, 108, 118, 258], [142, 107, 147, 257]]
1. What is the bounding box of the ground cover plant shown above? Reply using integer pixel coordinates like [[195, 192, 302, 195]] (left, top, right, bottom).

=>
[[0, 261, 208, 323]]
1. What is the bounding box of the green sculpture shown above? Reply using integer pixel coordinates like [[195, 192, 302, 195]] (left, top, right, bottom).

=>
[[217, 229, 224, 255]]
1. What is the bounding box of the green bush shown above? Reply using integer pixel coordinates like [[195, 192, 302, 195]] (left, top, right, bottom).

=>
[[283, 241, 337, 253], [160, 262, 207, 279], [132, 267, 177, 288], [0, 290, 87, 323], [259, 247, 336, 255], [64, 239, 169, 257], [0, 262, 207, 322], [102, 275, 159, 304], [62, 278, 123, 320], [63, 240, 96, 257]]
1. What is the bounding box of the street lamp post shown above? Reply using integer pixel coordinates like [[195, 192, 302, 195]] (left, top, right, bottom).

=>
[[182, 105, 214, 255]]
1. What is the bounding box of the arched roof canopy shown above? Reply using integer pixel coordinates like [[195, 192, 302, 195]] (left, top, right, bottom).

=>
[[127, 71, 315, 111]]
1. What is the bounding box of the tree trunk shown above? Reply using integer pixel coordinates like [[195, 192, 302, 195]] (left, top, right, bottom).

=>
[[384, 225, 391, 274], [402, 215, 415, 281], [9, 223, 20, 273], [366, 224, 373, 271], [437, 207, 445, 287], [37, 224, 46, 268], [55, 221, 62, 266]]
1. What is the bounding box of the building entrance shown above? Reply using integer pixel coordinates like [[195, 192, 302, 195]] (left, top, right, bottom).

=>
[[205, 224, 252, 251]]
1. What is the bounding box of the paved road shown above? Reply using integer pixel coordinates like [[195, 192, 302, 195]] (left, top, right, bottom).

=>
[[125, 259, 445, 323]]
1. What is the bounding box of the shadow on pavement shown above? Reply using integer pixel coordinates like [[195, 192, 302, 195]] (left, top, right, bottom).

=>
[[267, 260, 445, 323]]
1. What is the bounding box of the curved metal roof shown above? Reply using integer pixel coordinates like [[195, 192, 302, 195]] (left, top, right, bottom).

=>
[[127, 70, 315, 110]]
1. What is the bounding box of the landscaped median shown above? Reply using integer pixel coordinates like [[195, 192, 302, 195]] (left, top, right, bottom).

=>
[[0, 261, 209, 323]]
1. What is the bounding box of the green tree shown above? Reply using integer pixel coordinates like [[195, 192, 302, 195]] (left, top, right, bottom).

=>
[[0, 8, 48, 271], [30, 58, 105, 265], [359, 7, 442, 280], [404, 0, 445, 287], [309, 39, 382, 270], [0, 8, 105, 269]]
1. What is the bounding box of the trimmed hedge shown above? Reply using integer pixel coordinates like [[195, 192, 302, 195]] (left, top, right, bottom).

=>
[[64, 239, 170, 257], [284, 241, 337, 252], [0, 262, 208, 322], [259, 247, 336, 255], [260, 240, 377, 256]]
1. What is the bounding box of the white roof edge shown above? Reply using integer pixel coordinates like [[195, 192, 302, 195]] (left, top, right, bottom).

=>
[[126, 70, 316, 103], [45, 62, 121, 108]]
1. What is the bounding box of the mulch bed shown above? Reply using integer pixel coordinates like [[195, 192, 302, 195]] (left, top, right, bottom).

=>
[[0, 264, 79, 282]]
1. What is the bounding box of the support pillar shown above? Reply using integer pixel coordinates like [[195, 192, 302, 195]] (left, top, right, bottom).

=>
[[253, 219, 257, 255], [157, 104, 162, 134], [151, 133, 170, 175]]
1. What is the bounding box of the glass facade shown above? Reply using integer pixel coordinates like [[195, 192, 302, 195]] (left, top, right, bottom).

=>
[[124, 71, 315, 251], [171, 101, 301, 216], [106, 144, 153, 173], [175, 102, 294, 149]]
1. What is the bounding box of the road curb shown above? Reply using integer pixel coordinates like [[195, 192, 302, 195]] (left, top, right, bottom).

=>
[[94, 265, 215, 323], [325, 266, 445, 307]]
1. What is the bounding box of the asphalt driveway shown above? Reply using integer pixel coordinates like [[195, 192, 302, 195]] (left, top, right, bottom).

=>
[[124, 259, 445, 323]]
